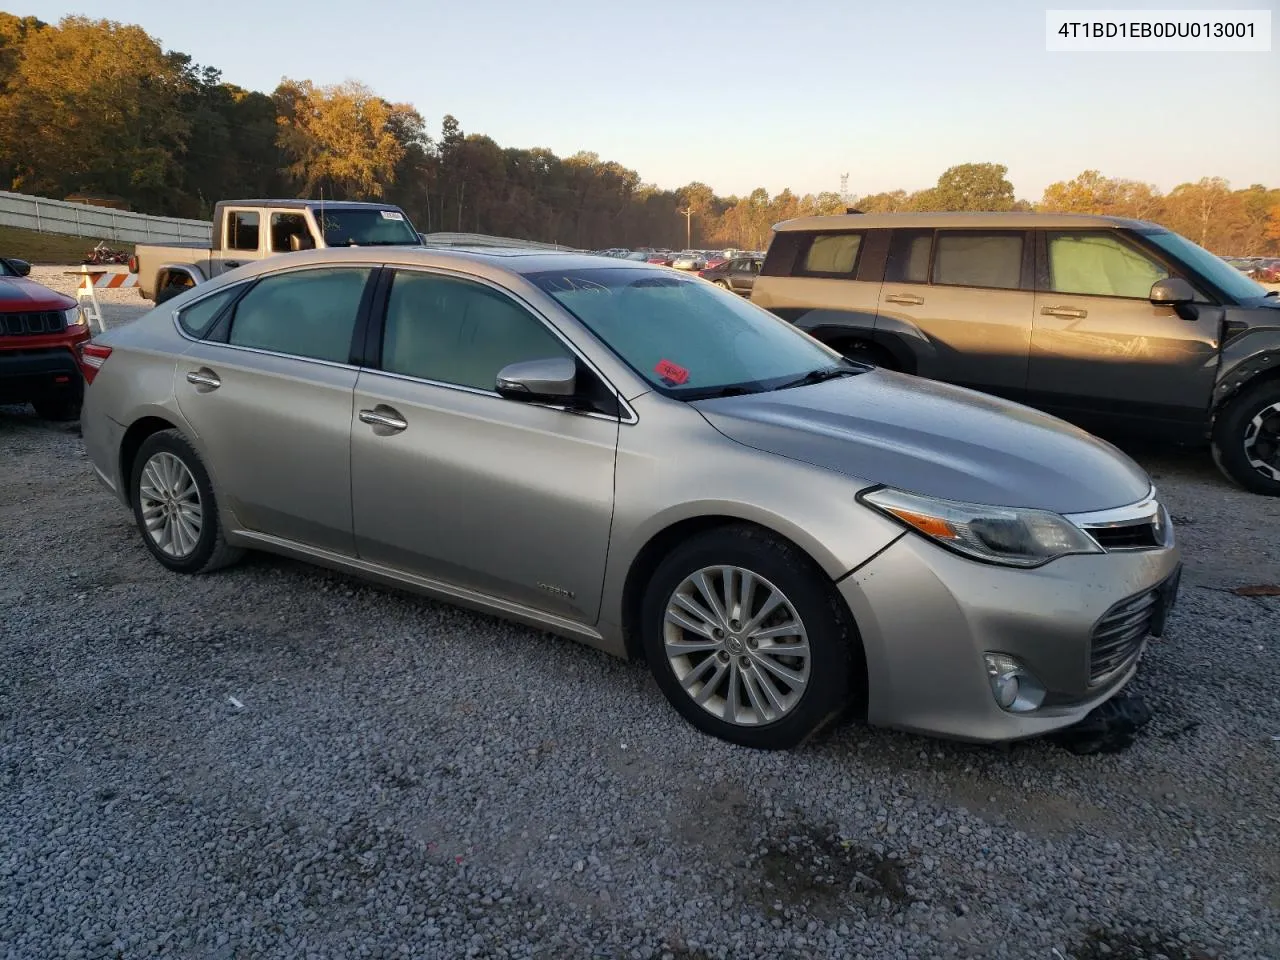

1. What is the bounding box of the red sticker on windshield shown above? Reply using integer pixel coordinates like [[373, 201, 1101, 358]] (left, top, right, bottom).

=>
[[654, 359, 689, 385]]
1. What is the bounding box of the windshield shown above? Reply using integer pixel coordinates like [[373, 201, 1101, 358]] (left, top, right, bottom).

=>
[[1140, 229, 1267, 301], [312, 208, 419, 246], [529, 267, 846, 397]]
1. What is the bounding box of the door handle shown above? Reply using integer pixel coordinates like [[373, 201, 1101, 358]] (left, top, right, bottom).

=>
[[1041, 305, 1088, 319], [359, 406, 408, 433], [884, 294, 925, 306], [185, 369, 221, 389]]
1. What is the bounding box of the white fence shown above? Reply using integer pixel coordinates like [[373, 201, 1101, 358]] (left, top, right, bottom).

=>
[[0, 190, 212, 244]]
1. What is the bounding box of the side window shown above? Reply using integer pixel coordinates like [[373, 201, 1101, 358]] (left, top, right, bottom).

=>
[[885, 229, 933, 284], [751, 260, 762, 274], [226, 267, 370, 363], [1045, 232, 1170, 299], [381, 272, 572, 391], [800, 232, 862, 276], [225, 211, 260, 252], [176, 286, 241, 339], [932, 231, 1023, 290], [731, 259, 751, 273], [269, 212, 310, 253]]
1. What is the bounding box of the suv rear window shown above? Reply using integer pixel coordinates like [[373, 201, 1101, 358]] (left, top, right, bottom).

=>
[[802, 233, 861, 275], [932, 231, 1023, 290]]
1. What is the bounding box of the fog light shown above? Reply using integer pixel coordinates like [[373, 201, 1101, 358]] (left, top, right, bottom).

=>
[[983, 653, 1047, 714]]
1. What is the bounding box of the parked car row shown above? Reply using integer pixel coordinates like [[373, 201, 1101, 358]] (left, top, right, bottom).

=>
[[1225, 256, 1280, 283]]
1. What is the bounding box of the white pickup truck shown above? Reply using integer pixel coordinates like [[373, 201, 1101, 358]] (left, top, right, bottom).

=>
[[129, 199, 420, 302]]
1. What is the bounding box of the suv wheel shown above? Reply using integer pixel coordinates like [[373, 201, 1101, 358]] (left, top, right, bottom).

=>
[[129, 429, 244, 573], [1212, 379, 1280, 495], [31, 397, 81, 421], [639, 525, 860, 749]]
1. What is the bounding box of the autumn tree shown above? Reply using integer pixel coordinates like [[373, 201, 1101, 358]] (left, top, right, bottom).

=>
[[275, 79, 407, 200], [0, 16, 192, 207], [928, 162, 1016, 211]]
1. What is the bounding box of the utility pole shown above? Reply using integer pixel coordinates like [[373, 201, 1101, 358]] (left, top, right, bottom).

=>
[[839, 173, 851, 207], [678, 207, 693, 249]]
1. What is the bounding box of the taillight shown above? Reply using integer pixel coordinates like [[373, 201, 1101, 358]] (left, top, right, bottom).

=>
[[127, 255, 139, 274], [79, 342, 113, 384]]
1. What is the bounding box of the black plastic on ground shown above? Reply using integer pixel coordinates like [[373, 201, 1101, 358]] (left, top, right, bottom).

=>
[[1047, 692, 1154, 755]]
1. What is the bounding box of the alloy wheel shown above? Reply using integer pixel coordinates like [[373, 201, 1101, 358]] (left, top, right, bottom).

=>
[[663, 565, 810, 726], [138, 451, 203, 558], [1243, 401, 1280, 482]]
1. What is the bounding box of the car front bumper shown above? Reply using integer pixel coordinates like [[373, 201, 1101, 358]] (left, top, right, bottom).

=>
[[838, 534, 1182, 742]]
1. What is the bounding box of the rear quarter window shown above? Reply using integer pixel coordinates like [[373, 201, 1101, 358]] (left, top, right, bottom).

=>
[[175, 286, 241, 339]]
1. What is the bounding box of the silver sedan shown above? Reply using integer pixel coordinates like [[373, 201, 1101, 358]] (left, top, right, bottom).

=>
[[80, 248, 1181, 749]]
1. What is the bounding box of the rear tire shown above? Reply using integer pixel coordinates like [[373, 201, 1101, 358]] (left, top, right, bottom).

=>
[[713, 280, 730, 290], [31, 397, 81, 422], [1211, 379, 1280, 496], [640, 525, 860, 749], [130, 429, 244, 573]]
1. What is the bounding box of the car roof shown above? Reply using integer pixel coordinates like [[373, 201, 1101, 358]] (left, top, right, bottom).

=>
[[773, 212, 1157, 231], [217, 199, 404, 211], [221, 246, 672, 279]]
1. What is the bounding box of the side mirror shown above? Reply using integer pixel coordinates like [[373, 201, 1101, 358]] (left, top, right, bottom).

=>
[[4, 258, 31, 277], [1149, 277, 1195, 307], [495, 357, 578, 402], [288, 233, 316, 252]]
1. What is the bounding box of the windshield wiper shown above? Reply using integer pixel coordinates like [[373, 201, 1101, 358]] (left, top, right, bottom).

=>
[[1265, 290, 1278, 298], [775, 365, 861, 390], [679, 384, 763, 400]]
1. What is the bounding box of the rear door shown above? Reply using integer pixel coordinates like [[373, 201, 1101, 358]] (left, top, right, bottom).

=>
[[726, 258, 754, 294], [876, 228, 1033, 398], [349, 268, 619, 623], [1028, 229, 1220, 432], [753, 229, 884, 348], [174, 265, 375, 554]]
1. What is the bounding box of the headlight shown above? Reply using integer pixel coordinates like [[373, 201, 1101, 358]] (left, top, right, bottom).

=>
[[64, 307, 87, 329], [861, 486, 1102, 568]]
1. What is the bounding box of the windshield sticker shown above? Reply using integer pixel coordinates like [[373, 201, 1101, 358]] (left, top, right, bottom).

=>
[[380, 210, 405, 220], [654, 359, 689, 385]]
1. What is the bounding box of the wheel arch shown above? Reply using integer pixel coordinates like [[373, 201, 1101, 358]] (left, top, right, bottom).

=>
[[619, 513, 870, 720], [119, 415, 183, 495], [1212, 349, 1280, 418]]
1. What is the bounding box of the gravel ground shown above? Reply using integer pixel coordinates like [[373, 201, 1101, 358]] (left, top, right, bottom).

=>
[[1, 270, 1278, 959]]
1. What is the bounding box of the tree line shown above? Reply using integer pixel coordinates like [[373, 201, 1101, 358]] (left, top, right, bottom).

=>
[[2, 14, 1277, 255]]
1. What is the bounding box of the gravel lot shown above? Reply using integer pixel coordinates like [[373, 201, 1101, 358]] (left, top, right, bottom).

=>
[[2, 269, 1278, 959]]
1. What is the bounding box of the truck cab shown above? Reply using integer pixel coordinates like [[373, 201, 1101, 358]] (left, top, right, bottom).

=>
[[132, 200, 419, 302]]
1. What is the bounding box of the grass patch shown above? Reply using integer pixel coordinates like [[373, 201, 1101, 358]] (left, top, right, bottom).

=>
[[0, 224, 133, 264]]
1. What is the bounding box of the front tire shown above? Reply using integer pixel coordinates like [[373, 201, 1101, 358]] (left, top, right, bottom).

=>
[[130, 429, 244, 573], [1212, 379, 1280, 496], [640, 525, 860, 749]]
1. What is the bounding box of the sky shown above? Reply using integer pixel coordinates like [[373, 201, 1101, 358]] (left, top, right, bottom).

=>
[[16, 0, 1280, 201]]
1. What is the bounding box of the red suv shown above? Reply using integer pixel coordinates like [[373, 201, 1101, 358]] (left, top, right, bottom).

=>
[[0, 257, 90, 420]]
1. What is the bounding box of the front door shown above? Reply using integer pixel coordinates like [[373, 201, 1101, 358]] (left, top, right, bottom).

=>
[[174, 265, 374, 554], [1028, 230, 1220, 433], [350, 268, 619, 623]]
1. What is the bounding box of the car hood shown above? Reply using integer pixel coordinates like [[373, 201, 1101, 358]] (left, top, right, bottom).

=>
[[0, 276, 75, 311], [692, 371, 1151, 514]]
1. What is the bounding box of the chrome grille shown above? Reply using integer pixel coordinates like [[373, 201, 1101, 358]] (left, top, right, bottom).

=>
[[1089, 588, 1158, 684], [0, 311, 65, 336]]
